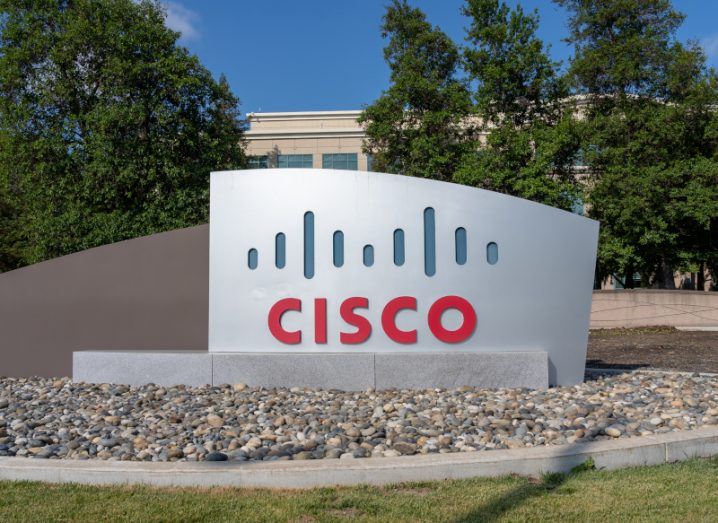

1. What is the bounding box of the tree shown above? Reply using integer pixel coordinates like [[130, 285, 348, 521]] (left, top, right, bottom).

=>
[[359, 0, 473, 181], [0, 0, 246, 266], [455, 0, 581, 210], [0, 145, 22, 272], [557, 0, 718, 288]]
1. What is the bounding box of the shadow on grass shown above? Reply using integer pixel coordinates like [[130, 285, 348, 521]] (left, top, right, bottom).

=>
[[453, 459, 595, 523]]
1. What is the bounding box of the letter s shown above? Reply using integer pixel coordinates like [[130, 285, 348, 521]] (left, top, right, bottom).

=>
[[339, 297, 371, 344]]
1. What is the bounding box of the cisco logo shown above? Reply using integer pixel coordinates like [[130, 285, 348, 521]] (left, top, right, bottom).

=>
[[241, 206, 500, 345], [209, 169, 599, 385], [244, 208, 498, 277]]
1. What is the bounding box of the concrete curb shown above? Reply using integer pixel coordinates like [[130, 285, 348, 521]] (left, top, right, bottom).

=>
[[0, 427, 716, 489]]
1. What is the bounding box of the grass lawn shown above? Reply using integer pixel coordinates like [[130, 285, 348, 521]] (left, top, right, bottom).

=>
[[1, 458, 717, 522]]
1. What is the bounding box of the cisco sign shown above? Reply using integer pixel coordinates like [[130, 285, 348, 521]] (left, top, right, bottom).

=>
[[209, 169, 599, 385]]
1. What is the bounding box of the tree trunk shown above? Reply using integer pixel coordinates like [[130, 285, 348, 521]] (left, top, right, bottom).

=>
[[624, 264, 634, 289], [655, 261, 676, 289]]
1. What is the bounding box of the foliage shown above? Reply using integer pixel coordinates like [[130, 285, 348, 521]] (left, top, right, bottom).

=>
[[0, 161, 22, 272], [462, 0, 564, 126], [455, 0, 581, 210], [362, 0, 582, 210], [358, 0, 473, 181], [557, 0, 688, 98], [557, 0, 718, 287], [0, 0, 245, 266]]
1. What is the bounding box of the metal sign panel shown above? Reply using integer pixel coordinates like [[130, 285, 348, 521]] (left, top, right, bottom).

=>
[[209, 169, 599, 385]]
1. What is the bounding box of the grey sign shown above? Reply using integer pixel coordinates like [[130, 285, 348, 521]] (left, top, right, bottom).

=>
[[209, 169, 599, 385]]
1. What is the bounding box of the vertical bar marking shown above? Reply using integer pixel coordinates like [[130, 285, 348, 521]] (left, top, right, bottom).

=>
[[304, 212, 314, 278], [487, 242, 499, 265], [363, 245, 374, 267], [275, 233, 286, 269], [248, 248, 258, 270], [393, 229, 405, 266], [455, 227, 467, 265], [333, 230, 344, 267], [424, 207, 436, 276]]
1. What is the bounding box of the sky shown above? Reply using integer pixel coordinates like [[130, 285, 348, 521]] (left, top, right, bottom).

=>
[[162, 0, 718, 115]]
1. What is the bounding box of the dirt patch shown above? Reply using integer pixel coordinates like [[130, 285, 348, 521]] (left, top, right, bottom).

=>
[[587, 328, 718, 373]]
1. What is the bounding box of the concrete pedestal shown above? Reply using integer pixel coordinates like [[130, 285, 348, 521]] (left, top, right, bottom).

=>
[[72, 351, 549, 390]]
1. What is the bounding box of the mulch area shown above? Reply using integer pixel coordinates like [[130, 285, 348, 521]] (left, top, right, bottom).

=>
[[587, 327, 718, 373]]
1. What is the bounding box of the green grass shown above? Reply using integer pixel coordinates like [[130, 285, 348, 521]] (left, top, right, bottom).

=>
[[1, 458, 717, 522]]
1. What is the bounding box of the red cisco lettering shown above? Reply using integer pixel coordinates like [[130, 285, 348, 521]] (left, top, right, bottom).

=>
[[268, 296, 476, 345]]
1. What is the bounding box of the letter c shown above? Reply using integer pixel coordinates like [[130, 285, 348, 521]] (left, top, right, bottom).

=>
[[268, 298, 302, 344], [381, 296, 417, 344]]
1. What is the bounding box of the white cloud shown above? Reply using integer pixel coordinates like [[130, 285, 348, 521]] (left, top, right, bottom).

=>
[[164, 2, 200, 41], [700, 33, 718, 58]]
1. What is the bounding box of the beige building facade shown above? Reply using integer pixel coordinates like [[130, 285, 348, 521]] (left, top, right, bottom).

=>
[[245, 110, 372, 172]]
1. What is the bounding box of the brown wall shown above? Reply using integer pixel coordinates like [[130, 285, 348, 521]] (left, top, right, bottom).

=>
[[0, 225, 208, 378]]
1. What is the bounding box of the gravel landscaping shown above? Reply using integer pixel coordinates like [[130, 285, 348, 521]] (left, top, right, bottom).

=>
[[0, 371, 717, 462]]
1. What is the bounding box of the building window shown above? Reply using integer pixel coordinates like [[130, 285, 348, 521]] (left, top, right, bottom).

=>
[[277, 154, 313, 168], [323, 153, 358, 170], [366, 154, 374, 172], [248, 155, 268, 169]]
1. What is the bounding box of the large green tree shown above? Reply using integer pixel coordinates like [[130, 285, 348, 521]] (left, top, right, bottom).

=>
[[557, 0, 718, 288], [0, 134, 22, 272], [359, 0, 473, 181], [455, 0, 581, 210], [0, 0, 245, 266]]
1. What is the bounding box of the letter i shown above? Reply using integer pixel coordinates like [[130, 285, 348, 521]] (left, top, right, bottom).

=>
[[314, 298, 327, 344]]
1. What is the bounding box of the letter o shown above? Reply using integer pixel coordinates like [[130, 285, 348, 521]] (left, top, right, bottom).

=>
[[427, 296, 476, 343]]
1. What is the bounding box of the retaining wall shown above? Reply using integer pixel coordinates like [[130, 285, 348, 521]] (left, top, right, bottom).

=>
[[591, 289, 718, 329]]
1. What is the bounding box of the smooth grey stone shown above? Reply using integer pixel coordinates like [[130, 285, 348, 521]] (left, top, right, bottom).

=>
[[205, 452, 228, 462]]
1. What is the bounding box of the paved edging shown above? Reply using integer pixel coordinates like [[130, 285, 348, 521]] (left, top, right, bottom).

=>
[[0, 427, 716, 489]]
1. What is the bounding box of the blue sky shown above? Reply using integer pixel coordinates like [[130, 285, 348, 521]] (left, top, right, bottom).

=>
[[164, 1, 718, 114]]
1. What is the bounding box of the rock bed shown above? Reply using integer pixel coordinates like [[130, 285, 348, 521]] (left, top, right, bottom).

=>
[[0, 372, 716, 462]]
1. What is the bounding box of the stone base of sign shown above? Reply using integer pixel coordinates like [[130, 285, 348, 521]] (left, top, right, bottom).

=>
[[72, 350, 549, 390], [72, 351, 213, 388]]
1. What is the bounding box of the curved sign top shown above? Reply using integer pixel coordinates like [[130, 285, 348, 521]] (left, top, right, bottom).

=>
[[209, 169, 599, 385]]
